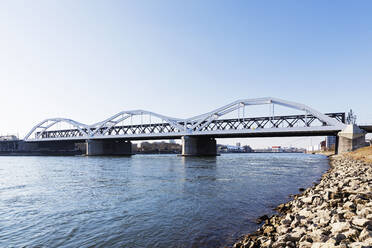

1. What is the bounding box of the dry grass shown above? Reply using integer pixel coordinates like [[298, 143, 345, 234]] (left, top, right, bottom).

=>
[[345, 146, 372, 163], [316, 150, 335, 156]]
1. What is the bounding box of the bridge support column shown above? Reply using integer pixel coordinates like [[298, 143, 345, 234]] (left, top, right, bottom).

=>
[[337, 125, 367, 154], [181, 136, 217, 156], [86, 139, 132, 156]]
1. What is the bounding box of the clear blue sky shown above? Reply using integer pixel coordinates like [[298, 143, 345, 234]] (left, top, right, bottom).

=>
[[0, 1, 371, 148]]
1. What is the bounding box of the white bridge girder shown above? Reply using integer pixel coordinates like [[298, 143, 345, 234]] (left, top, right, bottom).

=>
[[24, 97, 346, 141]]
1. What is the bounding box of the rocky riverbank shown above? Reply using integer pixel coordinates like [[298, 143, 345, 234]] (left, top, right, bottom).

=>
[[233, 154, 372, 248]]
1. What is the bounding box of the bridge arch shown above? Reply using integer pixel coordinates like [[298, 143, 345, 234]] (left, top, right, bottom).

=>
[[24, 118, 91, 140], [186, 97, 346, 131], [23, 97, 346, 140], [91, 110, 186, 136]]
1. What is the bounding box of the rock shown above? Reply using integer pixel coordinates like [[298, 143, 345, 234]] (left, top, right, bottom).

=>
[[298, 209, 312, 218], [310, 243, 322, 248], [359, 227, 372, 241], [349, 241, 372, 248], [276, 225, 290, 235], [233, 243, 243, 248], [272, 238, 286, 248], [318, 209, 331, 219], [361, 238, 372, 246], [301, 196, 313, 204], [327, 191, 343, 200], [330, 213, 343, 224], [309, 229, 329, 243], [325, 237, 337, 245], [261, 238, 273, 247], [299, 234, 313, 243], [243, 240, 256, 248], [344, 201, 357, 211], [270, 215, 280, 226], [318, 202, 328, 210], [357, 207, 372, 217], [310, 242, 335, 248], [232, 156, 372, 248], [290, 219, 301, 229], [285, 240, 295, 247], [256, 236, 267, 244], [276, 203, 291, 213], [344, 210, 356, 219], [352, 217, 372, 228], [299, 241, 312, 248], [281, 214, 293, 225], [256, 215, 269, 224], [288, 227, 306, 242], [263, 225, 275, 234], [343, 228, 359, 240], [334, 233, 347, 243], [329, 199, 340, 208], [312, 196, 321, 206], [321, 226, 332, 236], [331, 222, 351, 234]]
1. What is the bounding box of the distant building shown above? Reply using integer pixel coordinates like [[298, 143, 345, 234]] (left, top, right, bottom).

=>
[[253, 146, 305, 153], [306, 144, 321, 153], [236, 142, 241, 148], [226, 145, 242, 152], [0, 135, 18, 141], [272, 146, 283, 152], [282, 147, 305, 153], [217, 144, 252, 153], [326, 136, 336, 150]]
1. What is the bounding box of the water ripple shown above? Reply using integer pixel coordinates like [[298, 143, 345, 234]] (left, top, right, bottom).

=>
[[0, 153, 328, 248]]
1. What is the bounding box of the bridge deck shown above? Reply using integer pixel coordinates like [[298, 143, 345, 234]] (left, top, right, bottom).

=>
[[26, 126, 343, 142], [359, 125, 372, 133]]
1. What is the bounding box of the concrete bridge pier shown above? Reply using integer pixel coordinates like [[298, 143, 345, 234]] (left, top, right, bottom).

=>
[[181, 136, 217, 156], [86, 139, 132, 156], [337, 124, 367, 154]]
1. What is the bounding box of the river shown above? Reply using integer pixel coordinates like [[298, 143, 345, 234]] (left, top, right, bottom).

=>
[[0, 153, 329, 247]]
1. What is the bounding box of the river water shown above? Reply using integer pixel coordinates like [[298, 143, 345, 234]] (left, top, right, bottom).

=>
[[0, 153, 328, 247]]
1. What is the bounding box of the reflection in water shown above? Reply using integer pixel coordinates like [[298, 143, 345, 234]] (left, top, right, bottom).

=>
[[0, 154, 328, 248]]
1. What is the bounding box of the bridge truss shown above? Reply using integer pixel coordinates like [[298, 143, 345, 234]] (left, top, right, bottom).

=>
[[24, 97, 347, 141]]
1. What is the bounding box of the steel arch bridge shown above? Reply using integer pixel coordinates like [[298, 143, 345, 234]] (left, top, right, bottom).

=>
[[24, 97, 347, 141]]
